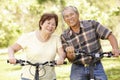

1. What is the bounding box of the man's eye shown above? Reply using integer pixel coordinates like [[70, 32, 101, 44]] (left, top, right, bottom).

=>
[[65, 15, 68, 18], [70, 13, 74, 16]]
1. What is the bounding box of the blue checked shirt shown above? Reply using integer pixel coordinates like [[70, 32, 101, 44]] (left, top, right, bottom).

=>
[[61, 20, 112, 54]]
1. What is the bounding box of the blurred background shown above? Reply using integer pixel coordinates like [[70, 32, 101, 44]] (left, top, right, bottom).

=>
[[0, 0, 120, 80]]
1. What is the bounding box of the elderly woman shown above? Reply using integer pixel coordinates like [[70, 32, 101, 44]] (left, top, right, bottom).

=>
[[8, 13, 66, 80]]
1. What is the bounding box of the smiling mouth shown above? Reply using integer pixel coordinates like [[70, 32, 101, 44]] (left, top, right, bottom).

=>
[[47, 29, 53, 32], [69, 21, 74, 25], [68, 19, 74, 23]]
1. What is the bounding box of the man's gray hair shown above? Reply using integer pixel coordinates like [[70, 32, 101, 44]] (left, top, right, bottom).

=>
[[62, 6, 79, 17]]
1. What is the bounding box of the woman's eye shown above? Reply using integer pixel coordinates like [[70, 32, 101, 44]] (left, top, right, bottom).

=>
[[52, 24, 55, 26], [47, 22, 50, 24]]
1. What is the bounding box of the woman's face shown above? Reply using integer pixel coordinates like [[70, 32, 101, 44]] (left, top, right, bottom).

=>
[[40, 18, 56, 34]]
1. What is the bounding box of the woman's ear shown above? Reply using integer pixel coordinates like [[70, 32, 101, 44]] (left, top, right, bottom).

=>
[[39, 22, 42, 30], [39, 22, 42, 26]]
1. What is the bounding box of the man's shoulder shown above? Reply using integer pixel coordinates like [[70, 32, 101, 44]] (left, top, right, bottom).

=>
[[80, 20, 97, 28], [62, 28, 70, 34], [81, 20, 95, 23], [61, 28, 71, 39]]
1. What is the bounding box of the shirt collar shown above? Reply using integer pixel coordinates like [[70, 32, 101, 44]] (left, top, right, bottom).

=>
[[68, 21, 84, 36], [80, 21, 84, 28]]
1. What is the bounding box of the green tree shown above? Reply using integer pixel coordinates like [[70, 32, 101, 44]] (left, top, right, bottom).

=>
[[0, 0, 42, 47], [0, 0, 120, 48]]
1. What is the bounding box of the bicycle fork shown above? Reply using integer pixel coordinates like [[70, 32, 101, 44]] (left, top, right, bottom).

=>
[[34, 64, 39, 80], [89, 63, 95, 80]]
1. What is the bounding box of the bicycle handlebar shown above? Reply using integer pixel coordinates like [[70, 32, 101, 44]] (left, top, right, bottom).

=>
[[7, 59, 67, 66], [7, 59, 67, 80], [101, 52, 114, 57], [75, 51, 116, 59], [73, 51, 118, 65], [91, 51, 114, 58]]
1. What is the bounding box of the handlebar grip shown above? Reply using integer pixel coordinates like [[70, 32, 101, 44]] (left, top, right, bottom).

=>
[[102, 52, 114, 57], [7, 59, 22, 64], [7, 60, 9, 63]]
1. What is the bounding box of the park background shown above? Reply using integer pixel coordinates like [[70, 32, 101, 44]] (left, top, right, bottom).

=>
[[0, 0, 120, 80]]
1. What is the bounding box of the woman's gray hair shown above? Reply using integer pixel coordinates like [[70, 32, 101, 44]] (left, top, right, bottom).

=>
[[62, 6, 79, 17]]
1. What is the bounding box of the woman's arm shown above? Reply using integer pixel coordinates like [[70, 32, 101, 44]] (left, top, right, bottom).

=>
[[56, 47, 66, 65], [8, 43, 22, 64]]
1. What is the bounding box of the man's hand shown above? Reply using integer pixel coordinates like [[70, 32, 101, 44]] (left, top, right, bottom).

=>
[[112, 49, 120, 57], [65, 46, 75, 62]]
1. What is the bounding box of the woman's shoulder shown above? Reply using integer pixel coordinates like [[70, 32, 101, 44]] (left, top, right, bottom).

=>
[[51, 34, 60, 39], [26, 31, 35, 36], [19, 31, 35, 39]]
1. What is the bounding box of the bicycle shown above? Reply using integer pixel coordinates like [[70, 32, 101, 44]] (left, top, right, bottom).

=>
[[73, 50, 119, 80], [7, 59, 67, 80]]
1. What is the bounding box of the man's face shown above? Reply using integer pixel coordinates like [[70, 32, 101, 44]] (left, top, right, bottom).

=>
[[63, 8, 79, 28]]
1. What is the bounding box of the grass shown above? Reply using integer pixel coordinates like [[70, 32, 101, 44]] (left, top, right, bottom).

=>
[[0, 53, 120, 80], [102, 58, 120, 80]]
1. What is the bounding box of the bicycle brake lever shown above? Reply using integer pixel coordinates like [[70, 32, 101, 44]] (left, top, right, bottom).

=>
[[103, 52, 113, 57]]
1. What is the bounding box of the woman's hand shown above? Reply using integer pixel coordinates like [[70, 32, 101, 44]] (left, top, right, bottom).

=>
[[8, 43, 22, 64], [8, 57, 17, 64]]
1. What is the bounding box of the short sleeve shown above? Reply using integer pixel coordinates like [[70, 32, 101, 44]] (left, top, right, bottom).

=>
[[16, 34, 27, 48], [92, 20, 112, 39], [56, 35, 62, 48]]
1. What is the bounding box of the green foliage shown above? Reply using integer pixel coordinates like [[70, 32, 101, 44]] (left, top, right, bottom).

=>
[[37, 0, 57, 4], [29, 4, 43, 15], [37, 0, 48, 4], [0, 0, 41, 47], [111, 7, 120, 16], [0, 0, 120, 48], [0, 22, 22, 48], [102, 58, 120, 80]]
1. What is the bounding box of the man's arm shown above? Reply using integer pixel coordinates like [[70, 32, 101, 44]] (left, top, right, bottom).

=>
[[108, 33, 120, 56]]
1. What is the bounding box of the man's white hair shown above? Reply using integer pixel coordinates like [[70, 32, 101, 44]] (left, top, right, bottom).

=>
[[62, 6, 79, 17]]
